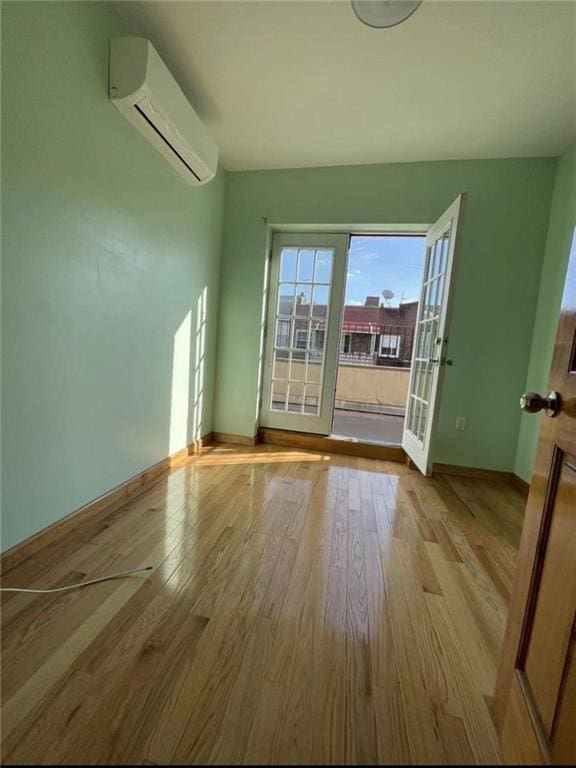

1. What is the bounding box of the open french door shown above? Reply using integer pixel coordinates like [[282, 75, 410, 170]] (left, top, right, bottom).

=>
[[260, 232, 349, 434], [402, 195, 466, 475]]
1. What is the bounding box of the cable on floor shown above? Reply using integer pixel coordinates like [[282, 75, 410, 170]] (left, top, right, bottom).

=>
[[0, 565, 154, 594]]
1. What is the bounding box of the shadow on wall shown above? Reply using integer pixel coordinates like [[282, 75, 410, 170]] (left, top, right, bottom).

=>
[[193, 287, 208, 445], [169, 287, 208, 456]]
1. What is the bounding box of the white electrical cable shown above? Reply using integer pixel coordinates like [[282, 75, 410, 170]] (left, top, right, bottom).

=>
[[0, 565, 154, 594]]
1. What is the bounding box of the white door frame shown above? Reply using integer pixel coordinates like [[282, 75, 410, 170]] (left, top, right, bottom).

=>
[[258, 224, 431, 437]]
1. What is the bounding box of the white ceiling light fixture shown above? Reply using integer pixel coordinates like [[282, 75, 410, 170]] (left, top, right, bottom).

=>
[[351, 0, 422, 29]]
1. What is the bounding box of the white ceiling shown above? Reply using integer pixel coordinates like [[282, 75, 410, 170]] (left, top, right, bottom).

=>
[[115, 1, 576, 171]]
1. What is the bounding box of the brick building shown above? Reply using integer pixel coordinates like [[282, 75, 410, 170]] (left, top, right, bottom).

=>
[[340, 296, 418, 366], [285, 294, 418, 367]]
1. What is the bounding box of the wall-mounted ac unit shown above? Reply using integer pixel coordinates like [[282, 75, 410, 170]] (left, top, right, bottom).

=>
[[109, 37, 218, 186]]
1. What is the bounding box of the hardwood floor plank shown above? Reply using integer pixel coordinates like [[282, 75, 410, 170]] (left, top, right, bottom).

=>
[[62, 612, 210, 764], [382, 541, 448, 762], [310, 464, 348, 765], [425, 542, 500, 696], [345, 497, 378, 765], [424, 593, 502, 764], [208, 617, 276, 765], [252, 466, 330, 764], [2, 569, 151, 743], [436, 712, 475, 765], [364, 528, 410, 765], [389, 539, 462, 718], [154, 606, 250, 764]]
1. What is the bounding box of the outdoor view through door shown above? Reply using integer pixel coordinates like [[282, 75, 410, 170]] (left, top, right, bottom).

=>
[[331, 235, 426, 445], [260, 204, 464, 460]]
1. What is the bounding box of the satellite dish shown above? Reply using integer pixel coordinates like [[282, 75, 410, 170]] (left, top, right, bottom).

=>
[[382, 289, 395, 300], [351, 0, 422, 29]]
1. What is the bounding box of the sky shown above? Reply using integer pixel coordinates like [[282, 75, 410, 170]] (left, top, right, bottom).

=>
[[345, 235, 425, 307]]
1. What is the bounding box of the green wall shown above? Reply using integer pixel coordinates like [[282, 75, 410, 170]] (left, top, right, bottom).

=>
[[1, 2, 225, 550], [514, 144, 576, 482], [214, 159, 557, 472]]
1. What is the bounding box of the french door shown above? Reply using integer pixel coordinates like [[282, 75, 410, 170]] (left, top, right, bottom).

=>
[[402, 195, 466, 475], [260, 232, 349, 434]]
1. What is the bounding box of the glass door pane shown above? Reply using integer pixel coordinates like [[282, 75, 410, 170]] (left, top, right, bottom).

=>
[[402, 195, 466, 475], [261, 233, 349, 434], [406, 227, 450, 444]]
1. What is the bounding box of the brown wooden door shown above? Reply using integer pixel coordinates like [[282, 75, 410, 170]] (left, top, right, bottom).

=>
[[494, 231, 576, 764]]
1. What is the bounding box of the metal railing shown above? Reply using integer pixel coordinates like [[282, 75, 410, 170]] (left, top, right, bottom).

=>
[[274, 324, 416, 369], [338, 351, 379, 366], [339, 324, 415, 368]]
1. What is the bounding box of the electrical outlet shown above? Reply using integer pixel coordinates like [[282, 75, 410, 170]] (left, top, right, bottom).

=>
[[456, 416, 467, 431]]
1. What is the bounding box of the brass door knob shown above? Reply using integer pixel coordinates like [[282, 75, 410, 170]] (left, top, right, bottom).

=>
[[520, 391, 561, 417]]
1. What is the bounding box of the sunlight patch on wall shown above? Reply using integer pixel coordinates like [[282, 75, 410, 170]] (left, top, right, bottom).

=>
[[169, 310, 192, 455]]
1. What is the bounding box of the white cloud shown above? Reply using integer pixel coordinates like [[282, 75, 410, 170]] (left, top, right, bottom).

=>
[[347, 299, 362, 306]]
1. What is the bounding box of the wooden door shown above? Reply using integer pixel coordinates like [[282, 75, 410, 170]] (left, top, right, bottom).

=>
[[494, 228, 576, 764]]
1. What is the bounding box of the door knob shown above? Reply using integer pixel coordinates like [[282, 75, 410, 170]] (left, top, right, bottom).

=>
[[519, 391, 561, 417]]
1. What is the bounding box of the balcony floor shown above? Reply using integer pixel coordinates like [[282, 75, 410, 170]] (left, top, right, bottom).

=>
[[331, 407, 404, 445]]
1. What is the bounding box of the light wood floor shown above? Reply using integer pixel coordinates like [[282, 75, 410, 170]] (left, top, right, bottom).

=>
[[1, 444, 526, 765]]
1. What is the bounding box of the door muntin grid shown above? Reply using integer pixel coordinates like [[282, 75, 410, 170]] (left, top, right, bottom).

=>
[[406, 226, 451, 444], [270, 247, 333, 416]]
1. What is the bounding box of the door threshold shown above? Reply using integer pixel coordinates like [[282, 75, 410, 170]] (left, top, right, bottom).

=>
[[330, 432, 401, 448], [258, 428, 405, 462]]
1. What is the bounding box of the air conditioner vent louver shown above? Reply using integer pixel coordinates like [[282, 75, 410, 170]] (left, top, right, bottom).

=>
[[109, 37, 218, 186], [133, 104, 203, 183]]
